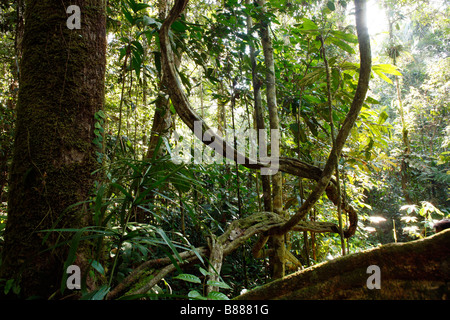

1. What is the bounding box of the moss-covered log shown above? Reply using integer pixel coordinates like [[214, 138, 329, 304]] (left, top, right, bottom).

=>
[[236, 229, 450, 300]]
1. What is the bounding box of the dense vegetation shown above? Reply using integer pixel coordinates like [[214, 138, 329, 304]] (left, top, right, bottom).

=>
[[0, 0, 448, 300]]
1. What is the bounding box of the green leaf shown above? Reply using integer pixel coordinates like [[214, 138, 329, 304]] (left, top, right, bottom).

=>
[[111, 183, 133, 200], [4, 279, 14, 295], [131, 40, 144, 55], [121, 7, 134, 25], [90, 260, 105, 275], [330, 30, 358, 43], [143, 16, 157, 26], [81, 285, 110, 300], [188, 290, 206, 300], [327, 37, 355, 54], [373, 69, 393, 84], [132, 3, 150, 13], [378, 111, 389, 124], [207, 291, 229, 300], [373, 64, 402, 75], [372, 64, 402, 83], [206, 280, 231, 289], [299, 18, 318, 31], [171, 20, 187, 32], [327, 1, 336, 11], [174, 273, 202, 284], [199, 267, 210, 276], [157, 228, 183, 262], [365, 96, 380, 105], [96, 110, 106, 119]]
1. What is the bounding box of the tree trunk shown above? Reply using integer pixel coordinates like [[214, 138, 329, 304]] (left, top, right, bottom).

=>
[[246, 0, 271, 212], [145, 0, 177, 160], [236, 230, 450, 300], [257, 0, 285, 279], [0, 0, 106, 299], [385, 3, 412, 204]]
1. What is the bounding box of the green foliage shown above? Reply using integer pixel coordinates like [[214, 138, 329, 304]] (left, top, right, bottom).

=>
[[174, 267, 231, 300], [0, 0, 448, 300]]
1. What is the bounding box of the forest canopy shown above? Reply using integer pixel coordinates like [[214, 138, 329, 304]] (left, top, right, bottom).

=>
[[0, 0, 448, 300]]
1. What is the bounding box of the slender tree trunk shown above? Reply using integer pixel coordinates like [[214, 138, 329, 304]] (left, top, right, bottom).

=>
[[385, 3, 412, 204], [146, 0, 176, 160], [0, 0, 106, 299], [257, 0, 284, 279], [246, 0, 271, 212]]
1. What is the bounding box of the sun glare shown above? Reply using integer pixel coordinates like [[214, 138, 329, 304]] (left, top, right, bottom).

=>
[[366, 0, 389, 36]]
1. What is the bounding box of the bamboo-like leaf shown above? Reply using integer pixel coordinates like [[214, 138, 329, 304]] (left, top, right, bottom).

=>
[[157, 228, 183, 262]]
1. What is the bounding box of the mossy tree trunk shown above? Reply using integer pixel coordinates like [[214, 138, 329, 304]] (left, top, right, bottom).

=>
[[0, 0, 106, 299]]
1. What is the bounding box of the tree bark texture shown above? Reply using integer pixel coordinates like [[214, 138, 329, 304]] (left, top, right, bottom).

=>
[[236, 229, 450, 300], [0, 0, 106, 298]]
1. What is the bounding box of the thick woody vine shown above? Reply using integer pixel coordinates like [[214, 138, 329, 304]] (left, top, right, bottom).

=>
[[107, 0, 372, 299]]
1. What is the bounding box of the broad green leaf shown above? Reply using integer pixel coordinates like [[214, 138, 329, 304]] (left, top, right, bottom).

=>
[[4, 279, 14, 295], [172, 20, 187, 32], [327, 1, 336, 11], [188, 290, 206, 300], [378, 111, 389, 124], [132, 3, 150, 13], [174, 274, 202, 284], [365, 96, 380, 105], [373, 64, 402, 76], [373, 69, 393, 84], [207, 280, 231, 289], [372, 64, 402, 83], [330, 30, 358, 43], [81, 285, 110, 300], [199, 267, 210, 276], [327, 37, 355, 54], [299, 18, 318, 31], [89, 260, 105, 275], [207, 291, 230, 300], [143, 16, 158, 26]]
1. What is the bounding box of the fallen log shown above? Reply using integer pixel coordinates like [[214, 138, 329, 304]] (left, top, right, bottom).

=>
[[236, 229, 450, 300]]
